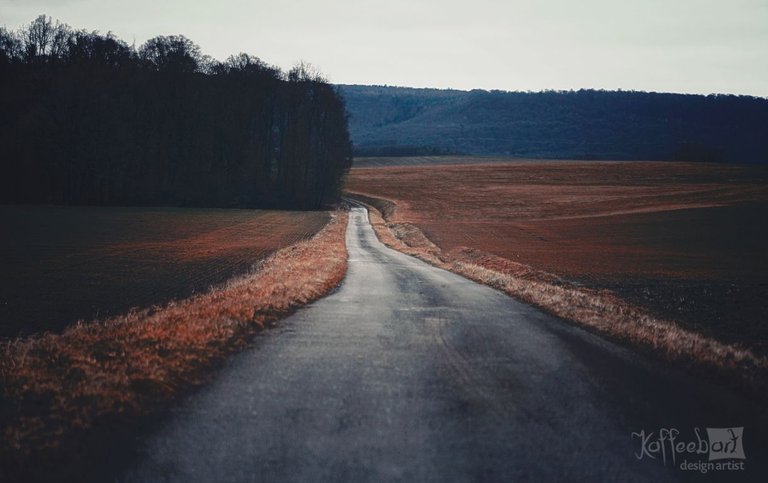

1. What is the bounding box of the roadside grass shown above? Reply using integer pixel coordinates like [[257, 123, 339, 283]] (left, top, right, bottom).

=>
[[0, 206, 329, 338], [0, 211, 348, 463], [350, 194, 768, 399], [346, 161, 768, 356]]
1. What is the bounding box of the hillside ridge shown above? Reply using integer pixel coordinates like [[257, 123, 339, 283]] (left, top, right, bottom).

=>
[[337, 84, 768, 163]]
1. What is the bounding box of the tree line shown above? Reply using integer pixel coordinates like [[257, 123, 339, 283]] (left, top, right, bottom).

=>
[[339, 85, 768, 163], [0, 15, 353, 209]]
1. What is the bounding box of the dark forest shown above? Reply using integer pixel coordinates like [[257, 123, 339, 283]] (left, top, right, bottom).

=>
[[0, 15, 353, 209], [340, 85, 768, 163]]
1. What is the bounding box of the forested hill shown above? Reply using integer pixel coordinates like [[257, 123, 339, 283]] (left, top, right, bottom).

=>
[[0, 16, 352, 209], [338, 84, 768, 163]]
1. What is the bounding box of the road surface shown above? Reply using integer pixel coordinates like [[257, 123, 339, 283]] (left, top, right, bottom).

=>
[[121, 208, 767, 482]]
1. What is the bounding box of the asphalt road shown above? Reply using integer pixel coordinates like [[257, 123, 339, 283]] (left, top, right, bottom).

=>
[[121, 207, 767, 482]]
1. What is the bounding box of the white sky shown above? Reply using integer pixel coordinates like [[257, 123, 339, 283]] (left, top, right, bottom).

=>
[[2, 0, 767, 96]]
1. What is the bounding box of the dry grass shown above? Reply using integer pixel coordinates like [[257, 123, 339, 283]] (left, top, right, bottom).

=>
[[355, 193, 445, 266], [346, 161, 768, 281], [0, 211, 348, 460], [351, 195, 768, 398], [346, 161, 768, 354], [1, 206, 329, 338]]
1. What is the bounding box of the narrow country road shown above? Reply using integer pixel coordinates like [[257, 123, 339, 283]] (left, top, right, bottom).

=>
[[121, 208, 767, 482]]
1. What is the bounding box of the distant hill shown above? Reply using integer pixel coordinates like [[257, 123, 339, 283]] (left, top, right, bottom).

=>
[[337, 85, 768, 163]]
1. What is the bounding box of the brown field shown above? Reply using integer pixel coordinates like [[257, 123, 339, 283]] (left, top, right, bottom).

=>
[[353, 155, 539, 168], [0, 206, 329, 338], [346, 160, 768, 356], [1, 212, 348, 475]]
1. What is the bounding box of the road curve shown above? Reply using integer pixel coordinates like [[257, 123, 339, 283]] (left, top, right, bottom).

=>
[[121, 208, 767, 482]]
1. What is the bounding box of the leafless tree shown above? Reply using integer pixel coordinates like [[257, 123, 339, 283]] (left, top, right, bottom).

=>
[[20, 15, 71, 61]]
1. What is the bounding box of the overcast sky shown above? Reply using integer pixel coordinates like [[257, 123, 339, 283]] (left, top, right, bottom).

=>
[[2, 0, 767, 96]]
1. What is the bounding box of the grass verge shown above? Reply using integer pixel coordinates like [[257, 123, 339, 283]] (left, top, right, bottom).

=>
[[349, 193, 768, 400], [0, 211, 348, 471]]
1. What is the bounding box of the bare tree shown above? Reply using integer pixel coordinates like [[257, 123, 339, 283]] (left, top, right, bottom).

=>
[[20, 15, 71, 61], [0, 27, 23, 63], [138, 35, 202, 73], [288, 60, 326, 83], [66, 31, 132, 68]]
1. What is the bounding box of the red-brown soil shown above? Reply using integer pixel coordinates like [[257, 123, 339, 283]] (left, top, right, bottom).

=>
[[0, 206, 329, 338], [346, 160, 768, 354], [0, 212, 348, 474]]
